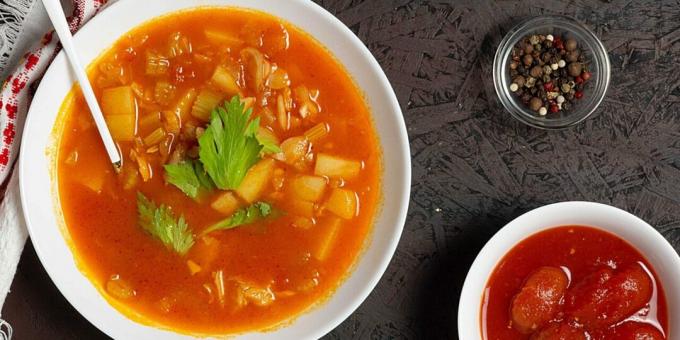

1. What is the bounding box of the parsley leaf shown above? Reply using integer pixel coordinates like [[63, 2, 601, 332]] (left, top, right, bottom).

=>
[[198, 96, 263, 190], [137, 192, 194, 255], [200, 202, 275, 236], [164, 160, 214, 199]]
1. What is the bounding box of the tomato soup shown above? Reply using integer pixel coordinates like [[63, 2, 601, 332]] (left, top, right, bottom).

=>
[[482, 226, 668, 340], [56, 7, 381, 334]]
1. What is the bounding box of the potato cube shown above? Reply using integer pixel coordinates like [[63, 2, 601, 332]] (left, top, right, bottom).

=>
[[325, 188, 357, 219], [290, 175, 326, 202], [101, 86, 136, 117], [290, 200, 315, 218], [105, 115, 136, 141], [210, 65, 240, 96], [236, 158, 275, 203], [211, 191, 240, 215], [314, 154, 361, 179], [314, 217, 342, 261]]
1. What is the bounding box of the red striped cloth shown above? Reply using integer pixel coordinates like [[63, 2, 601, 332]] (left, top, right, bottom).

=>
[[0, 0, 108, 190], [0, 0, 110, 316]]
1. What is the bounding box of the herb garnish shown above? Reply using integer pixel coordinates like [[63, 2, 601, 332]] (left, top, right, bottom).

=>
[[198, 96, 263, 190], [137, 192, 194, 255], [200, 202, 274, 236], [164, 160, 214, 199]]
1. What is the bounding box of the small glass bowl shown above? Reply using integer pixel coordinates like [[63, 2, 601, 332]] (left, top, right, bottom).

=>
[[493, 16, 611, 129]]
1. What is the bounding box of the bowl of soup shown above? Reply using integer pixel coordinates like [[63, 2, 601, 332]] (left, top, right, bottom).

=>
[[19, 0, 410, 338], [458, 202, 680, 340]]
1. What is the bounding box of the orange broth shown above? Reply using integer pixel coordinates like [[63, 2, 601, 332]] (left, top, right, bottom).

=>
[[56, 7, 381, 334]]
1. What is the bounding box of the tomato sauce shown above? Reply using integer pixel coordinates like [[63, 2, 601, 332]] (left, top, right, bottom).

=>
[[56, 8, 381, 335], [482, 226, 668, 340]]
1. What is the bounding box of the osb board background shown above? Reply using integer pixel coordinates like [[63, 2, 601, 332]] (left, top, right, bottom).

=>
[[4, 1, 680, 339]]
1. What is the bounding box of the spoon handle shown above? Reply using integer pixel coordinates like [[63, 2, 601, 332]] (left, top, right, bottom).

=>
[[42, 0, 122, 170]]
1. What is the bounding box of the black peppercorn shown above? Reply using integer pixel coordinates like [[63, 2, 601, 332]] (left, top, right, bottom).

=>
[[507, 33, 591, 116]]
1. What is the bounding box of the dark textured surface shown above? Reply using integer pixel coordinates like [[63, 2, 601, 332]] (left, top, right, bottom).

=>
[[4, 1, 680, 339]]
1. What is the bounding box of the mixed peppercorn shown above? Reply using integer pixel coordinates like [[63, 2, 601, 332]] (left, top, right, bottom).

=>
[[509, 33, 591, 116]]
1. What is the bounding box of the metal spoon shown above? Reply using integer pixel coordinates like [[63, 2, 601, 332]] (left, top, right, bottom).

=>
[[43, 0, 122, 171]]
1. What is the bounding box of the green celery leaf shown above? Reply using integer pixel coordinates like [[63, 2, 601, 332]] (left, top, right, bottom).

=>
[[164, 160, 214, 199], [198, 96, 263, 190], [200, 202, 276, 236], [256, 132, 282, 154], [137, 192, 194, 255]]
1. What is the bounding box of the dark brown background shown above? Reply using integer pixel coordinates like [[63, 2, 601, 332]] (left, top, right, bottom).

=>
[[4, 0, 680, 339]]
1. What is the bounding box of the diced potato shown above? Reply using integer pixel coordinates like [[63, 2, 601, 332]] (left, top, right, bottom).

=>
[[236, 158, 275, 203], [325, 188, 357, 219], [314, 217, 342, 261], [145, 50, 170, 75], [314, 154, 361, 179], [78, 170, 105, 193], [101, 86, 136, 117], [211, 191, 240, 215], [292, 217, 315, 229], [173, 88, 197, 121], [279, 136, 309, 165], [204, 29, 243, 46], [187, 260, 201, 275], [243, 285, 275, 307], [191, 88, 223, 121], [121, 161, 138, 191], [105, 114, 136, 141], [291, 175, 326, 202], [143, 127, 166, 146], [268, 68, 289, 90], [106, 275, 136, 299], [210, 65, 240, 96], [290, 200, 315, 217], [153, 81, 176, 105], [304, 122, 328, 142]]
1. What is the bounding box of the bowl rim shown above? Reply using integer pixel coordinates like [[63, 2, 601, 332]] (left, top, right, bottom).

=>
[[492, 15, 612, 130], [18, 0, 411, 338], [457, 201, 680, 339]]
